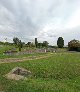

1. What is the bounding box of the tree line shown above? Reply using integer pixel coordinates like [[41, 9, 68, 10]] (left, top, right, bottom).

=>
[[0, 37, 80, 52], [12, 37, 80, 52]]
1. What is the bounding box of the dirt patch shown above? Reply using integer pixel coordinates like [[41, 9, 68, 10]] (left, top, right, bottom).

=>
[[5, 67, 31, 80]]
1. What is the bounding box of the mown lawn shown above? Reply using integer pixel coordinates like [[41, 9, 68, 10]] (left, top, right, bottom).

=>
[[0, 53, 80, 92]]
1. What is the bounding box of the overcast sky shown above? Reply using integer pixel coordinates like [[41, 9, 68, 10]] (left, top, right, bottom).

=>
[[0, 0, 80, 45]]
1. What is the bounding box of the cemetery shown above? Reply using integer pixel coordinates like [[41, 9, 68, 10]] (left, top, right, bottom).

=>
[[0, 42, 80, 92], [0, 0, 80, 91]]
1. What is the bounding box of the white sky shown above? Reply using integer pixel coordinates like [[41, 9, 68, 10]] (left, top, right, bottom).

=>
[[0, 0, 80, 45]]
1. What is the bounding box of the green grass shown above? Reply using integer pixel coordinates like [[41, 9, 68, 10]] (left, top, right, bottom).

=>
[[0, 53, 80, 92]]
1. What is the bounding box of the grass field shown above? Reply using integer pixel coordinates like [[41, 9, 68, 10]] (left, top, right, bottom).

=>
[[0, 52, 80, 92]]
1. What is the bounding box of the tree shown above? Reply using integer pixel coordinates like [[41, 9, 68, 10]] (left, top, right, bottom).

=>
[[68, 39, 80, 51], [35, 38, 38, 48], [57, 37, 64, 48], [13, 37, 20, 46], [42, 41, 49, 48], [13, 37, 24, 51]]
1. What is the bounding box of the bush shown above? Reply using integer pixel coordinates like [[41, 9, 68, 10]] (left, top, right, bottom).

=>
[[68, 39, 80, 51]]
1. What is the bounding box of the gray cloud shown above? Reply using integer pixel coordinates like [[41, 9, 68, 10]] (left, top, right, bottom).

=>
[[0, 0, 80, 45]]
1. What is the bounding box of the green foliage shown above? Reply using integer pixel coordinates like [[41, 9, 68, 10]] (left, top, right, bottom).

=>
[[13, 37, 24, 51], [42, 41, 49, 48], [0, 41, 4, 45], [68, 39, 80, 51], [13, 37, 20, 46], [57, 37, 64, 48]]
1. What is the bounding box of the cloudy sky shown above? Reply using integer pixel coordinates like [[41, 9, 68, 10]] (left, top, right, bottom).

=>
[[0, 0, 80, 45]]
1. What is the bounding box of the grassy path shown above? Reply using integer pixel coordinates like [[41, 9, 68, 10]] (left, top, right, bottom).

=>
[[0, 53, 53, 64]]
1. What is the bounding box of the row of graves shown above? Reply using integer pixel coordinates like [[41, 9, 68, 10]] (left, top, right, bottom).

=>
[[3, 48, 56, 55]]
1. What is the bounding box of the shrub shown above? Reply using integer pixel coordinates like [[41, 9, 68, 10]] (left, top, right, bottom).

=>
[[68, 39, 80, 51]]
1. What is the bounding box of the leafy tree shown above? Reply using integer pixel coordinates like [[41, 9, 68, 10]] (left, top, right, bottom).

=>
[[42, 41, 49, 48], [68, 39, 80, 51], [13, 37, 24, 51], [57, 37, 64, 48], [13, 37, 20, 46]]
